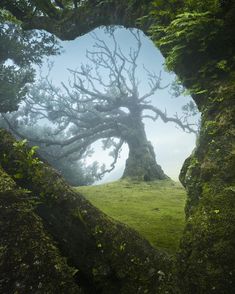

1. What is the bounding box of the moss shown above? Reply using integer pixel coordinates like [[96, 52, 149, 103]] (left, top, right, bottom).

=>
[[178, 86, 235, 293], [0, 129, 179, 293], [0, 168, 81, 293], [1, 2, 235, 292], [123, 139, 167, 181], [157, 4, 235, 292], [0, 165, 17, 191], [178, 188, 235, 293], [149, 2, 235, 109]]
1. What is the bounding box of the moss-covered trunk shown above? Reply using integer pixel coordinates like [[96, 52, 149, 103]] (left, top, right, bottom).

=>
[[178, 85, 235, 293], [1, 1, 235, 293], [0, 129, 177, 293], [122, 110, 166, 181], [123, 139, 166, 181], [150, 4, 235, 292], [0, 167, 82, 293]]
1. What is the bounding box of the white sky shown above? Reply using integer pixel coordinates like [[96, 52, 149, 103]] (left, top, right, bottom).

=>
[[39, 27, 198, 182]]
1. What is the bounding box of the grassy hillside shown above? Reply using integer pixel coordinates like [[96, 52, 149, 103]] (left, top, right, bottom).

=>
[[76, 179, 186, 254]]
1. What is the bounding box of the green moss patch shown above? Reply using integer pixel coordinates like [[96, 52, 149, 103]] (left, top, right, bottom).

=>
[[0, 169, 81, 294], [0, 130, 178, 293]]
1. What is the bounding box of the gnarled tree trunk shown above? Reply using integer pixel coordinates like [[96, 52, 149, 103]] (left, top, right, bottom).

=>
[[0, 167, 82, 293], [1, 1, 235, 293], [0, 129, 177, 294], [123, 131, 166, 181], [177, 81, 235, 294], [122, 108, 167, 181], [123, 139, 166, 181]]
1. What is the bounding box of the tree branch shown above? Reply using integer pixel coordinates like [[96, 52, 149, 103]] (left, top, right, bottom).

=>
[[142, 104, 198, 134], [1, 1, 149, 40], [97, 139, 124, 179]]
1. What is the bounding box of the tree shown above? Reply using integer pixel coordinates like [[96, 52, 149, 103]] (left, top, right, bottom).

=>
[[0, 1, 151, 40], [1, 119, 99, 186], [0, 113, 100, 186], [6, 30, 197, 181], [1, 2, 235, 292], [0, 10, 60, 113], [0, 128, 176, 294]]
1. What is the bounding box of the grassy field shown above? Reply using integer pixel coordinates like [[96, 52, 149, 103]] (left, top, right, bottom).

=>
[[76, 179, 186, 254]]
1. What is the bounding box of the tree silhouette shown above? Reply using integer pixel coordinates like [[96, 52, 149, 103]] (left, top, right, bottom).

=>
[[0, 14, 59, 113], [5, 30, 197, 181]]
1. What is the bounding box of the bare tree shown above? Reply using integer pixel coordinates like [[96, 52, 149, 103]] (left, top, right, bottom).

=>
[[4, 30, 197, 181]]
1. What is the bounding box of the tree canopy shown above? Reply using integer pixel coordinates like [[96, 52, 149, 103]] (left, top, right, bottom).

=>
[[0, 11, 60, 113], [0, 1, 235, 293], [4, 30, 197, 181], [0, 0, 151, 39]]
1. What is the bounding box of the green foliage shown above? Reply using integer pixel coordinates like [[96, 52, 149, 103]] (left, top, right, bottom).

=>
[[0, 17, 60, 113], [0, 129, 178, 293], [10, 139, 42, 180], [0, 65, 34, 113], [0, 8, 20, 24], [184, 0, 221, 13], [204, 120, 217, 135], [147, 0, 235, 107], [147, 0, 183, 25], [151, 12, 223, 71], [0, 118, 99, 185], [0, 166, 16, 191], [76, 179, 186, 254], [216, 59, 229, 72]]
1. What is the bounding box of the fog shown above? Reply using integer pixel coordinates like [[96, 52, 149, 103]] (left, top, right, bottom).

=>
[[38, 27, 199, 182]]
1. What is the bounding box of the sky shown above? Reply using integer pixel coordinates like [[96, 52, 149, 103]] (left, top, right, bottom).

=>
[[39, 27, 199, 183]]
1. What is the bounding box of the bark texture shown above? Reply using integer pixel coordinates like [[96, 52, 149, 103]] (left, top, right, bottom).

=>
[[0, 167, 82, 293], [123, 119, 166, 181], [148, 3, 235, 292], [177, 77, 235, 294], [1, 1, 235, 293], [0, 129, 177, 294]]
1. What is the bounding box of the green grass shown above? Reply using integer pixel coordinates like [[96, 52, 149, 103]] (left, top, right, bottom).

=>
[[76, 179, 186, 254]]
